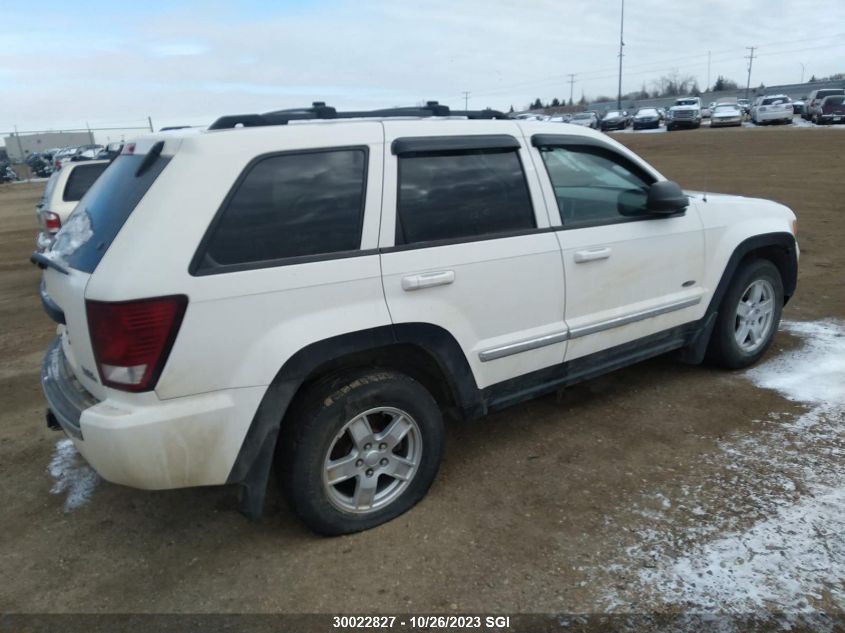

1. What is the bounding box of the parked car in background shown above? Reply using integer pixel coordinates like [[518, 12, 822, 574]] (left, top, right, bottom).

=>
[[26, 153, 54, 178], [666, 97, 702, 130], [803, 88, 845, 121], [600, 110, 629, 131], [96, 142, 123, 160], [33, 102, 798, 535], [52, 147, 80, 170], [70, 144, 105, 162], [0, 161, 19, 183], [632, 107, 661, 130], [701, 104, 712, 119], [792, 100, 805, 115], [750, 94, 793, 125], [34, 160, 109, 251], [569, 111, 599, 129], [709, 103, 743, 128], [737, 99, 751, 115], [816, 95, 845, 125]]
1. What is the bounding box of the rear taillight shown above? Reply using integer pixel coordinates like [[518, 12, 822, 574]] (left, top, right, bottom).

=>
[[86, 295, 187, 392], [43, 211, 61, 233]]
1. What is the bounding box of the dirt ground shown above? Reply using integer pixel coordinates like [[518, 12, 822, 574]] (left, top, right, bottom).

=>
[[1, 127, 844, 620]]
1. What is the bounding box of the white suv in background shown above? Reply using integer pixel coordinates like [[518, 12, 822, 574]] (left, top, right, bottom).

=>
[[750, 94, 793, 125], [34, 160, 109, 251], [34, 102, 798, 535]]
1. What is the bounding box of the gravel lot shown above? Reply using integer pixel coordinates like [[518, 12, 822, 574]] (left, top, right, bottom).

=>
[[1, 127, 843, 622]]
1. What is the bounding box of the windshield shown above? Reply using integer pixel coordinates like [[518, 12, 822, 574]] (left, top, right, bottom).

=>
[[675, 99, 697, 106], [573, 113, 592, 120], [606, 111, 622, 118], [637, 109, 657, 116], [762, 96, 790, 105]]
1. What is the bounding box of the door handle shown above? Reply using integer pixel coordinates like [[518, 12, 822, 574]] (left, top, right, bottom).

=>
[[574, 247, 612, 263], [401, 270, 455, 291]]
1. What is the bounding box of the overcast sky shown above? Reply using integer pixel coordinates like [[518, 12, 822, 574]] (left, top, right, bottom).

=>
[[2, 0, 844, 137]]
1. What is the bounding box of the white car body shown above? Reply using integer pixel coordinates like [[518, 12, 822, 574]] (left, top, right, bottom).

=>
[[666, 97, 702, 129], [35, 160, 109, 250], [37, 112, 798, 527], [751, 94, 793, 125]]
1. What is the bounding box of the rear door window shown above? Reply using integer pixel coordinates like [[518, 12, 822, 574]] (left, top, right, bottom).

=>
[[195, 148, 367, 272], [63, 163, 108, 202], [396, 149, 535, 245]]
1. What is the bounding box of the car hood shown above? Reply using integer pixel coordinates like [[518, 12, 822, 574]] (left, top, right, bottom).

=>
[[670, 105, 700, 112], [712, 110, 741, 118]]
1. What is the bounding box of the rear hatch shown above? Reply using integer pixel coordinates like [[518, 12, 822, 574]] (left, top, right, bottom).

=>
[[40, 138, 175, 400]]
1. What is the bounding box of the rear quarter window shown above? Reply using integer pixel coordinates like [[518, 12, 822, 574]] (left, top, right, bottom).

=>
[[63, 163, 108, 202], [193, 148, 368, 273]]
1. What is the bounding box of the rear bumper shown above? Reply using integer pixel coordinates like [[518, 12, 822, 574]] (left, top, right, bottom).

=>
[[818, 114, 845, 124], [41, 337, 265, 490], [755, 111, 793, 122]]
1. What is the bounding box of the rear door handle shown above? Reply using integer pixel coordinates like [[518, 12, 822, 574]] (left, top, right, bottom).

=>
[[574, 247, 612, 263], [401, 270, 455, 291]]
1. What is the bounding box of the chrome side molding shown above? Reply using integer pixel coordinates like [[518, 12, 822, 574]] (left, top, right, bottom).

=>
[[478, 296, 702, 362]]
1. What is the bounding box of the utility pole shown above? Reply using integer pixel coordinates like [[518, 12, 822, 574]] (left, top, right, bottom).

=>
[[706, 50, 711, 91], [800, 62, 805, 84], [462, 91, 470, 110], [13, 125, 25, 163], [744, 46, 756, 101], [567, 74, 576, 106], [617, 0, 625, 111], [148, 116, 154, 132]]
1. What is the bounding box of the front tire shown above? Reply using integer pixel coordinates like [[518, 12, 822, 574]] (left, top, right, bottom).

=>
[[707, 259, 784, 369], [279, 370, 444, 535]]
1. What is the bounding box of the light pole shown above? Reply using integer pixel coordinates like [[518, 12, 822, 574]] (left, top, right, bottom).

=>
[[617, 0, 625, 111], [800, 62, 805, 84]]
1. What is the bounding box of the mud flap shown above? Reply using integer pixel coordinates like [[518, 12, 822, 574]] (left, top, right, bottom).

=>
[[237, 425, 280, 520], [675, 312, 717, 365]]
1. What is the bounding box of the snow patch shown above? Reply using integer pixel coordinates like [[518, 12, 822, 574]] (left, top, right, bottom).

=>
[[51, 209, 93, 260], [601, 320, 845, 615], [48, 438, 99, 511]]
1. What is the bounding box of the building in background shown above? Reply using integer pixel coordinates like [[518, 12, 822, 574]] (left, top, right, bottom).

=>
[[3, 131, 95, 163]]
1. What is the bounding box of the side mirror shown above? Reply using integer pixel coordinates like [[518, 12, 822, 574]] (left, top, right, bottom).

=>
[[647, 180, 688, 215]]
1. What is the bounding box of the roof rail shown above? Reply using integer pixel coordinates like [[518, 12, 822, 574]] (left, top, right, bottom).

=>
[[208, 101, 509, 130]]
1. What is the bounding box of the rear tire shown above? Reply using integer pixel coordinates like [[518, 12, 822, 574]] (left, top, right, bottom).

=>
[[279, 369, 444, 535], [707, 259, 784, 369]]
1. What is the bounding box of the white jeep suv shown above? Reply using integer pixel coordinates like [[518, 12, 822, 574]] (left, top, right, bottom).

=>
[[34, 101, 798, 535]]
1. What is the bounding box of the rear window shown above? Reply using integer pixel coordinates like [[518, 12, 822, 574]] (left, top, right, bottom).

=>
[[761, 96, 790, 105], [825, 96, 845, 105], [57, 154, 170, 273], [817, 89, 844, 99], [63, 163, 108, 202]]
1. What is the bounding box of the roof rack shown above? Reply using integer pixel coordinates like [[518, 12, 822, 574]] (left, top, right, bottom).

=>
[[208, 101, 509, 130]]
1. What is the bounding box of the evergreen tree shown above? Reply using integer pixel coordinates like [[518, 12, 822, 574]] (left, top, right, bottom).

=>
[[508, 105, 514, 113], [551, 97, 561, 107]]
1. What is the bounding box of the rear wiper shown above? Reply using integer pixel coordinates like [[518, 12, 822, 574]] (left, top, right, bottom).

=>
[[135, 141, 164, 177], [30, 252, 69, 275]]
